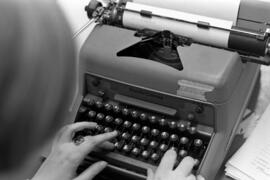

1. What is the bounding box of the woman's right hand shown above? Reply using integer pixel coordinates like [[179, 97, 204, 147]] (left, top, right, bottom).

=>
[[147, 150, 205, 180]]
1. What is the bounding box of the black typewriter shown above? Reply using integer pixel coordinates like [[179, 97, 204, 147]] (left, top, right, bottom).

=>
[[74, 73, 214, 180]]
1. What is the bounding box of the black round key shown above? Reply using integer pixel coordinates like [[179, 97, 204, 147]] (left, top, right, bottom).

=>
[[142, 150, 150, 159], [88, 110, 96, 118], [96, 113, 105, 121], [149, 116, 157, 124], [114, 118, 123, 125], [96, 125, 104, 133], [161, 132, 169, 139], [95, 101, 103, 109], [123, 121, 132, 128], [194, 139, 203, 147], [180, 137, 189, 145], [151, 153, 160, 162], [131, 110, 139, 118], [142, 126, 150, 134], [78, 106, 87, 114], [105, 115, 113, 123], [131, 147, 141, 156], [187, 113, 195, 121], [132, 123, 141, 131], [169, 121, 177, 129], [104, 127, 112, 133], [104, 103, 113, 111], [149, 140, 159, 149], [114, 141, 124, 150], [123, 144, 132, 153], [151, 129, 160, 137], [179, 149, 188, 158], [159, 118, 167, 126], [83, 96, 94, 106], [188, 126, 197, 134], [177, 122, 186, 132], [170, 134, 179, 142], [98, 90, 105, 97], [140, 113, 147, 121], [194, 159, 200, 166], [121, 132, 131, 140], [140, 138, 149, 146], [113, 105, 120, 113], [122, 108, 129, 116], [131, 135, 140, 143], [159, 144, 168, 151]]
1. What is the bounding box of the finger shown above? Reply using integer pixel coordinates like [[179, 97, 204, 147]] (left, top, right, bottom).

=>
[[80, 131, 118, 153], [74, 161, 107, 180], [197, 175, 205, 180], [156, 149, 177, 174], [175, 156, 195, 176], [63, 122, 97, 141], [147, 168, 154, 180], [186, 174, 196, 180]]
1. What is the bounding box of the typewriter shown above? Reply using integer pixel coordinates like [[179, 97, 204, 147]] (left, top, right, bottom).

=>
[[73, 0, 270, 179]]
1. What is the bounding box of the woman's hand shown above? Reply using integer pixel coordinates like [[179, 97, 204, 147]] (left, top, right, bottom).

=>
[[32, 122, 117, 180], [147, 150, 205, 180]]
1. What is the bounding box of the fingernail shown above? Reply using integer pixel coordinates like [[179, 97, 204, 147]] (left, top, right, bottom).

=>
[[100, 161, 108, 167]]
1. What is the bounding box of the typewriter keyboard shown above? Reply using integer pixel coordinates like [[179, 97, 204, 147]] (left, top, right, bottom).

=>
[[75, 93, 212, 173]]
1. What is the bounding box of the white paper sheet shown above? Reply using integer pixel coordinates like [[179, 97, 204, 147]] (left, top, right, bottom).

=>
[[123, 2, 233, 48], [226, 104, 270, 180], [132, 0, 240, 25]]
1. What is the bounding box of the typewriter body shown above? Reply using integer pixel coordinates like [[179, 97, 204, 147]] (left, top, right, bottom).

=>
[[74, 0, 270, 179]]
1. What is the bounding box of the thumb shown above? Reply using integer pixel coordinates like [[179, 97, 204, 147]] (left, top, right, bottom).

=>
[[147, 168, 154, 180], [197, 175, 205, 180], [74, 161, 107, 180]]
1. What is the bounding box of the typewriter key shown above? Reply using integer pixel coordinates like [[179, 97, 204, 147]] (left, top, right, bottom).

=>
[[178, 150, 188, 158], [159, 144, 168, 151], [104, 103, 113, 111], [188, 126, 197, 134], [142, 126, 150, 134], [113, 105, 120, 113], [123, 121, 132, 128], [194, 139, 203, 147], [122, 108, 129, 116], [161, 132, 169, 139], [123, 144, 132, 153], [149, 140, 159, 149], [142, 150, 150, 159], [104, 127, 113, 133], [131, 110, 139, 118], [105, 115, 113, 123], [88, 110, 96, 118], [131, 135, 140, 143], [96, 113, 105, 121], [177, 122, 186, 132], [169, 121, 177, 129], [159, 118, 167, 127], [114, 118, 123, 125], [151, 129, 160, 137], [149, 116, 157, 124], [95, 101, 103, 109], [139, 113, 147, 121], [151, 153, 160, 162], [132, 123, 141, 131], [131, 147, 141, 156], [78, 106, 87, 114], [170, 134, 179, 142], [121, 132, 131, 140], [114, 141, 124, 150], [180, 137, 189, 145], [140, 138, 149, 146]]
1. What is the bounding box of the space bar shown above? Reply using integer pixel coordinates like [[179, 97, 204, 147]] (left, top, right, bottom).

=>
[[87, 151, 147, 177]]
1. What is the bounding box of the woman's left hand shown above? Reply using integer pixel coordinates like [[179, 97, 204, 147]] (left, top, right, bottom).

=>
[[32, 122, 117, 180]]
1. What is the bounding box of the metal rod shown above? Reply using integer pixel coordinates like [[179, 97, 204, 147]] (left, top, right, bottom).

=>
[[123, 7, 266, 39]]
